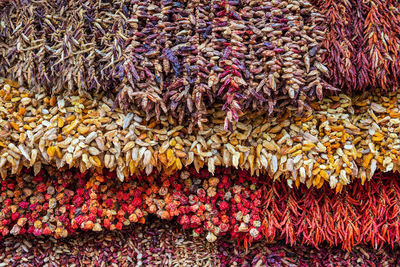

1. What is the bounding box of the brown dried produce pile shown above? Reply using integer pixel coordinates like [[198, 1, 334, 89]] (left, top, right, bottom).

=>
[[1, 79, 400, 189], [0, 220, 399, 267], [312, 0, 400, 92], [0, 220, 219, 266], [0, 0, 328, 128]]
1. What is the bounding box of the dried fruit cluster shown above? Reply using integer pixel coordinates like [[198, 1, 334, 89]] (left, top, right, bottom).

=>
[[312, 0, 400, 92], [1, 166, 400, 251], [0, 0, 328, 127], [0, 167, 265, 248], [2, 79, 400, 189]]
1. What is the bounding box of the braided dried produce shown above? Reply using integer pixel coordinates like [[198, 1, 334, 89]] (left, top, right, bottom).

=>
[[2, 223, 400, 266], [312, 0, 400, 92], [1, 224, 400, 266], [1, 166, 400, 251], [1, 79, 400, 189], [0, 0, 329, 128]]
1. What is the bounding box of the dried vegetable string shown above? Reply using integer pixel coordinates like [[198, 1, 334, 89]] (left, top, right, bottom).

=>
[[1, 223, 400, 266], [2, 79, 400, 189], [0, 0, 329, 128], [312, 0, 400, 92], [1, 166, 400, 250]]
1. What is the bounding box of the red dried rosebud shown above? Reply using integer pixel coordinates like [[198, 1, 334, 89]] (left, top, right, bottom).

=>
[[220, 223, 229, 232], [194, 227, 203, 235], [97, 207, 103, 217], [76, 188, 84, 196], [33, 228, 42, 236], [44, 193, 51, 201], [7, 183, 15, 190], [88, 213, 96, 222], [105, 199, 113, 207], [115, 222, 123, 230], [36, 183, 47, 193], [4, 199, 11, 206], [190, 215, 201, 226], [180, 215, 190, 225], [212, 217, 220, 225], [197, 188, 206, 199], [132, 197, 141, 207], [28, 203, 36, 212], [73, 196, 84, 206], [11, 212, 19, 221], [174, 183, 182, 191], [103, 218, 111, 229], [178, 206, 187, 215], [19, 228, 26, 235], [1, 228, 9, 236], [42, 227, 52, 235], [189, 204, 199, 213], [89, 206, 97, 215], [219, 201, 229, 211], [18, 201, 29, 209], [75, 215, 84, 226]]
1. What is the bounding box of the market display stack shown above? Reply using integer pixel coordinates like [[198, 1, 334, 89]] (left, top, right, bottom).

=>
[[0, 0, 400, 265]]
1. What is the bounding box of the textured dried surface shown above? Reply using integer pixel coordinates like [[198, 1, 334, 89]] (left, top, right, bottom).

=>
[[0, 0, 328, 127], [1, 79, 400, 189], [0, 220, 219, 266], [1, 166, 400, 250], [1, 222, 400, 267], [312, 0, 400, 92]]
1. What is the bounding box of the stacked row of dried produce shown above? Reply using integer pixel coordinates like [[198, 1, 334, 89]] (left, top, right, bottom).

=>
[[0, 0, 327, 127], [2, 79, 400, 190], [312, 0, 400, 92], [1, 166, 400, 250], [1, 220, 399, 266], [1, 0, 400, 259]]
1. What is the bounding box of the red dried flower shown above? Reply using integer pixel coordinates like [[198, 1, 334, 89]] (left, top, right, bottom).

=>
[[115, 222, 123, 231], [18, 202, 28, 209], [219, 201, 229, 211]]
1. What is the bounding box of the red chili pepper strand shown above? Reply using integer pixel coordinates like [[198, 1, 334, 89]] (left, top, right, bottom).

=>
[[388, 181, 400, 247], [312, 0, 400, 93]]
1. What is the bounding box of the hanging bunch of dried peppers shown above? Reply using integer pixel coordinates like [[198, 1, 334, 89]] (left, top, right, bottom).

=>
[[312, 0, 400, 92], [0, 0, 329, 129]]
